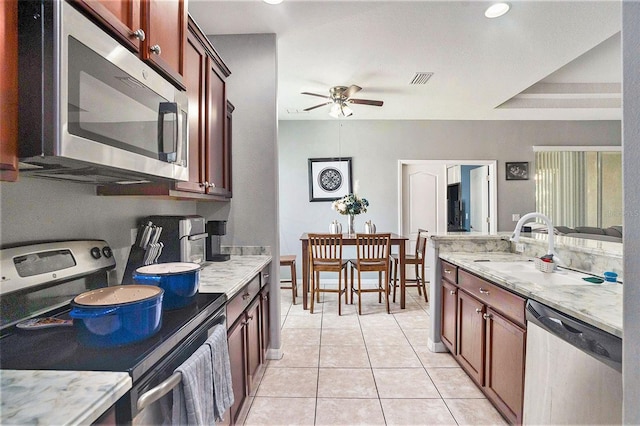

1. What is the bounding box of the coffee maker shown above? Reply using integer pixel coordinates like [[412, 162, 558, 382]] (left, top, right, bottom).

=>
[[206, 220, 230, 262]]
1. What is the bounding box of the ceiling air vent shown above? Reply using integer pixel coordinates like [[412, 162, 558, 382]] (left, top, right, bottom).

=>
[[409, 72, 434, 85]]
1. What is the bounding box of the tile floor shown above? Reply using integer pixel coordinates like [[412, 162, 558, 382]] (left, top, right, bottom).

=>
[[240, 283, 508, 425]]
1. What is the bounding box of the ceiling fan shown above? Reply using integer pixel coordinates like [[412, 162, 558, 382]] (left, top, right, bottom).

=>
[[301, 85, 383, 117]]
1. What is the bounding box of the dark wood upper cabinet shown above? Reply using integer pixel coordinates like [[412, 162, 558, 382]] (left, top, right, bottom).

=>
[[71, 0, 186, 88], [1, 0, 19, 182]]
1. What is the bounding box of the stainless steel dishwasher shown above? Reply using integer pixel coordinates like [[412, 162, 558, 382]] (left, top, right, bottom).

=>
[[523, 300, 622, 425]]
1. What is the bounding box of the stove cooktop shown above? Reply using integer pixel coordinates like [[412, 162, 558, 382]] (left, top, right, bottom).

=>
[[0, 292, 226, 382]]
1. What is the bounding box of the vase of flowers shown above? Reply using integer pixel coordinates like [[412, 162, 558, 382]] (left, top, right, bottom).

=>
[[331, 193, 369, 235]]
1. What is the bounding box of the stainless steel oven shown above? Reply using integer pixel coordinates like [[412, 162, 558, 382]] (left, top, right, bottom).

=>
[[18, 0, 188, 184]]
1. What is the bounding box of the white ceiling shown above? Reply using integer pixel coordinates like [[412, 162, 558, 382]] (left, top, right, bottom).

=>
[[188, 0, 622, 121]]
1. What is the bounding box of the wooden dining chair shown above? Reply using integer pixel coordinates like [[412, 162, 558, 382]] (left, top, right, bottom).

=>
[[308, 233, 350, 315], [390, 228, 428, 303], [350, 233, 392, 314]]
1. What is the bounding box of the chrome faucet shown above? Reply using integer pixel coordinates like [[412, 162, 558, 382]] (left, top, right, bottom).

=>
[[511, 212, 562, 265]]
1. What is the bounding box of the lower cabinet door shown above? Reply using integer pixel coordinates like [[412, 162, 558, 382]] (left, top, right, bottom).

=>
[[441, 279, 457, 354], [260, 286, 270, 362], [227, 318, 247, 425], [245, 298, 262, 394], [457, 289, 485, 385], [484, 308, 526, 424]]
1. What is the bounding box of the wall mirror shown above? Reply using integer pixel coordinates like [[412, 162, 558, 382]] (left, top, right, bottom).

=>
[[534, 146, 622, 243]]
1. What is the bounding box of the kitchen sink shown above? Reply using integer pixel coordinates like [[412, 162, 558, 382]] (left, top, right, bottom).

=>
[[475, 260, 611, 286]]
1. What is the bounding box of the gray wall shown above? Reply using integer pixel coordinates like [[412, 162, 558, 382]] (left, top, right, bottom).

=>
[[278, 119, 620, 268], [0, 178, 196, 282], [622, 2, 640, 422]]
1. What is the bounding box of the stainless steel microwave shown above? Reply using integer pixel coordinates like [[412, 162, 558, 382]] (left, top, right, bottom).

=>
[[17, 1, 188, 184]]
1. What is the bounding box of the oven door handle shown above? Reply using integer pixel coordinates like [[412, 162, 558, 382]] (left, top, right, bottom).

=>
[[136, 371, 182, 411]]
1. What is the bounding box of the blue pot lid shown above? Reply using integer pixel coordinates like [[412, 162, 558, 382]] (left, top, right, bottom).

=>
[[135, 262, 201, 275], [73, 285, 162, 306]]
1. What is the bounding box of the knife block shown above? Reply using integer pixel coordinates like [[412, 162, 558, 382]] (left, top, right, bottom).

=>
[[122, 245, 146, 284]]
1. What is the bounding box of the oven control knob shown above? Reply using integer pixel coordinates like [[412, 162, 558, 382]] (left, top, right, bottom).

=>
[[102, 246, 113, 258], [90, 247, 102, 259]]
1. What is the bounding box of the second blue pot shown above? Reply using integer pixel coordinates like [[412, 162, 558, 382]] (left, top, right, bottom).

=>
[[133, 262, 202, 310]]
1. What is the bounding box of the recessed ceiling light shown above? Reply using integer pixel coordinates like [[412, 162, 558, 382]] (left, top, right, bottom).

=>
[[263, 0, 283, 4], [485, 2, 510, 18]]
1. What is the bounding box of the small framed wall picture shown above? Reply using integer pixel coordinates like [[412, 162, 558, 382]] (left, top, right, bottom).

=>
[[308, 157, 353, 202], [506, 162, 529, 180]]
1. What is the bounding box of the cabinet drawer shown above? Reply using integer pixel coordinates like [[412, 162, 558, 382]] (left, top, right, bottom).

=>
[[441, 260, 458, 284], [458, 269, 525, 326], [226, 274, 261, 328]]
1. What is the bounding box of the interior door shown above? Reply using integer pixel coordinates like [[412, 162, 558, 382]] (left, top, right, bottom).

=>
[[401, 163, 447, 278], [470, 166, 490, 233]]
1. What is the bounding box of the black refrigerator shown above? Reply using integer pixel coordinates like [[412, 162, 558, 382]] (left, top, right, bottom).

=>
[[447, 183, 465, 231]]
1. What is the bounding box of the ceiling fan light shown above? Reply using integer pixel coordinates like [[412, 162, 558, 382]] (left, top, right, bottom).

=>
[[341, 104, 353, 117], [263, 0, 283, 4], [329, 103, 341, 118], [485, 2, 510, 18]]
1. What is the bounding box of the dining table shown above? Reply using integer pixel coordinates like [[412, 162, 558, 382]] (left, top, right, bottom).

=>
[[299, 232, 410, 310]]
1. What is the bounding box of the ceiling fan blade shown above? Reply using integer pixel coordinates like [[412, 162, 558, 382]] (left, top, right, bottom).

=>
[[348, 98, 384, 107], [303, 102, 332, 112], [301, 92, 330, 99], [343, 85, 362, 99]]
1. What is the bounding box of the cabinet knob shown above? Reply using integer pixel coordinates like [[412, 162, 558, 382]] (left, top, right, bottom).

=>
[[200, 181, 209, 188], [479, 288, 490, 295], [150, 44, 162, 55], [209, 182, 216, 188], [132, 29, 146, 41], [449, 290, 455, 295], [483, 313, 493, 320], [475, 308, 482, 314], [262, 295, 268, 301], [247, 315, 254, 320], [242, 293, 250, 300], [444, 269, 452, 274]]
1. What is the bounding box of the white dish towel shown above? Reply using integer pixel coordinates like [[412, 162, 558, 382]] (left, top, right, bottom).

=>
[[172, 344, 215, 426], [205, 324, 235, 421]]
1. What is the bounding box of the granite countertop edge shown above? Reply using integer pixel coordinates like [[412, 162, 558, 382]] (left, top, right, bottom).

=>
[[198, 255, 272, 298], [0, 370, 131, 425], [439, 252, 622, 338]]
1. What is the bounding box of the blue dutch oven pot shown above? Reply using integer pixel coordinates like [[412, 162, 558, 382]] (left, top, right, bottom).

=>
[[70, 285, 163, 348], [133, 262, 201, 310]]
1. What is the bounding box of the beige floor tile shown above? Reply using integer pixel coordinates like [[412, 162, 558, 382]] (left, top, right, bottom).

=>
[[413, 346, 459, 368], [281, 315, 287, 327], [321, 327, 364, 346], [380, 398, 458, 425], [244, 397, 316, 426], [394, 313, 431, 330], [269, 345, 319, 368], [287, 302, 319, 315], [362, 327, 410, 346], [281, 328, 321, 346], [353, 300, 394, 316], [367, 345, 422, 368], [317, 368, 378, 398], [427, 368, 485, 398], [445, 398, 508, 425], [358, 313, 400, 329], [373, 368, 440, 398], [321, 312, 361, 329], [282, 314, 323, 329], [315, 398, 386, 425], [256, 367, 318, 397], [403, 328, 430, 347], [322, 302, 358, 316], [320, 344, 370, 368]]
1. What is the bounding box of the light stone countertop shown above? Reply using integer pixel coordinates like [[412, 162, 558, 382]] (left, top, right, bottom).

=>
[[0, 370, 131, 425], [439, 251, 623, 337], [199, 255, 272, 298]]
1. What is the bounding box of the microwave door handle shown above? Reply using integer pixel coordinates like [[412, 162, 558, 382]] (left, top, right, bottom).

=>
[[157, 102, 178, 163], [175, 106, 185, 167]]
